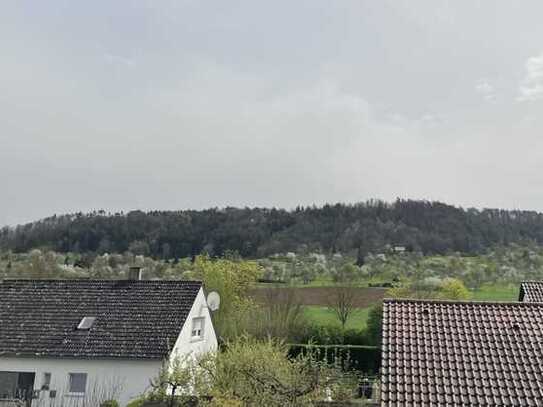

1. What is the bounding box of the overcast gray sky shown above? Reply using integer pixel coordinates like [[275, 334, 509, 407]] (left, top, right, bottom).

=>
[[3, 1, 543, 226]]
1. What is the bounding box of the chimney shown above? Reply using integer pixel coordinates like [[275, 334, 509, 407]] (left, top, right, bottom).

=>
[[128, 266, 143, 281]]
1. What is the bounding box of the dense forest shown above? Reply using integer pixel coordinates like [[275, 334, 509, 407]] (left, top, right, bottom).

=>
[[2, 199, 543, 259]]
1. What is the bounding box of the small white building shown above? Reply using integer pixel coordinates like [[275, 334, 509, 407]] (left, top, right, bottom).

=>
[[0, 275, 217, 407]]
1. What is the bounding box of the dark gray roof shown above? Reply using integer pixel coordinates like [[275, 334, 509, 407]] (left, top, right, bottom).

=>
[[0, 279, 202, 359], [381, 298, 543, 406], [519, 281, 543, 302]]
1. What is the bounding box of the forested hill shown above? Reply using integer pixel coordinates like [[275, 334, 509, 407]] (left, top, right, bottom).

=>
[[2, 200, 543, 259]]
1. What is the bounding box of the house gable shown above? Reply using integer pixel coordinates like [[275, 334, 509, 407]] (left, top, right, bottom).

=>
[[168, 287, 218, 364], [0, 279, 202, 359]]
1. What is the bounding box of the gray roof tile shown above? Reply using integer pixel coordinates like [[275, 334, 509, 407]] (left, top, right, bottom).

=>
[[0, 279, 202, 359]]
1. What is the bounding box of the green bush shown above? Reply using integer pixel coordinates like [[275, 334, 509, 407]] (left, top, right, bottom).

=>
[[298, 325, 370, 345], [288, 344, 381, 374], [100, 401, 120, 407], [364, 303, 383, 346], [299, 325, 344, 344], [125, 398, 145, 407], [343, 329, 370, 346]]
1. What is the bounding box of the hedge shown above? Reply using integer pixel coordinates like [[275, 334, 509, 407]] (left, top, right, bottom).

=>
[[288, 344, 381, 374]]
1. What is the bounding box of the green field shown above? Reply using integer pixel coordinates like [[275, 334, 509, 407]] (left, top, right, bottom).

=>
[[303, 306, 371, 330], [470, 284, 519, 301], [275, 282, 523, 331]]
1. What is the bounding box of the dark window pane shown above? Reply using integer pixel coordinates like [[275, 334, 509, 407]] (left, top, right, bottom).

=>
[[69, 373, 87, 393]]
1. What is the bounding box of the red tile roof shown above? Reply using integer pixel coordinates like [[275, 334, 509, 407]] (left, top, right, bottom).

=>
[[381, 298, 543, 406], [519, 281, 543, 302]]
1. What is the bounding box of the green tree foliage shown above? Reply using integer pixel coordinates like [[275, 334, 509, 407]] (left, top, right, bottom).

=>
[[128, 240, 151, 256], [327, 286, 358, 331], [250, 288, 308, 342], [387, 277, 471, 301], [198, 337, 349, 406], [331, 263, 360, 283], [5, 200, 543, 259], [193, 256, 261, 340], [438, 278, 470, 300], [149, 354, 213, 406], [27, 249, 61, 278], [365, 304, 383, 347]]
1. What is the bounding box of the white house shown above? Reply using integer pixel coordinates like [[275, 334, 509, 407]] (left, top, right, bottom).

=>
[[0, 274, 217, 407]]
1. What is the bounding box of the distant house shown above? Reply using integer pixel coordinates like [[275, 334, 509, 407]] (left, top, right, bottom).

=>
[[381, 298, 543, 406], [0, 275, 217, 406], [518, 281, 543, 302]]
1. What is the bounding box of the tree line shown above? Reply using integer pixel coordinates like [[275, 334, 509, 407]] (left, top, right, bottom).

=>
[[3, 199, 543, 259]]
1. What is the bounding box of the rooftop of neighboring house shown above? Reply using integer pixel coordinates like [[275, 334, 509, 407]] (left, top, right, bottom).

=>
[[519, 281, 543, 302], [381, 298, 543, 406], [0, 279, 202, 359]]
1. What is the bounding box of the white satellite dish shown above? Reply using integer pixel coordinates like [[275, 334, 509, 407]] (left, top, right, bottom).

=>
[[207, 291, 221, 311]]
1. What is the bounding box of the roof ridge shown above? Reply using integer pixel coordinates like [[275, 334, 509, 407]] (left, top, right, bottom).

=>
[[383, 297, 543, 306], [0, 279, 203, 283]]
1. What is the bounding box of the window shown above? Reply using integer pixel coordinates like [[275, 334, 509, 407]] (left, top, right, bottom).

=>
[[0, 372, 35, 399], [191, 317, 205, 340], [77, 316, 96, 330], [42, 372, 52, 390], [0, 372, 18, 398], [68, 373, 87, 394]]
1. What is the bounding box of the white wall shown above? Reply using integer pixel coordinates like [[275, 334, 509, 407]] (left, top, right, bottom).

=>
[[169, 287, 218, 362], [0, 287, 218, 407], [0, 357, 161, 407]]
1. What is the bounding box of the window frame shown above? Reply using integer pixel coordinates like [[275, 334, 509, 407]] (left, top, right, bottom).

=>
[[190, 317, 205, 341], [67, 373, 87, 395]]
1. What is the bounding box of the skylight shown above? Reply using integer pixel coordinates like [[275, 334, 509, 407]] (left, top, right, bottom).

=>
[[77, 317, 96, 330]]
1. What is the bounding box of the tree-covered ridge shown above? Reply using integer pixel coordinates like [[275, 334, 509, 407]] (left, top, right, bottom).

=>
[[3, 199, 543, 258]]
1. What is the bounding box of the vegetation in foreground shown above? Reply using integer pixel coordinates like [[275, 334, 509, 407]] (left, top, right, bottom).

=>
[[1, 247, 534, 405], [142, 337, 362, 407]]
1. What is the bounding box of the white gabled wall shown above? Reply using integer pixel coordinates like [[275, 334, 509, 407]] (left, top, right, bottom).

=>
[[169, 287, 218, 362]]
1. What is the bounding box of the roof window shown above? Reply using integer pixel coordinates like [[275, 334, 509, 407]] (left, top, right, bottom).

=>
[[77, 317, 96, 330]]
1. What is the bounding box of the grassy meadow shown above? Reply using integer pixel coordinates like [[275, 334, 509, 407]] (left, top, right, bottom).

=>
[[303, 305, 372, 330]]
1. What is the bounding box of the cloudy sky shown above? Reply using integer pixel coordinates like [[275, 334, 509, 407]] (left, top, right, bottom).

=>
[[3, 1, 543, 226]]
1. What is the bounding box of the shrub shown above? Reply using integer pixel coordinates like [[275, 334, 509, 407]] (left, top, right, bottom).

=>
[[126, 398, 145, 407], [101, 401, 120, 407], [298, 324, 344, 345], [342, 329, 370, 346], [439, 278, 470, 300], [288, 344, 381, 374], [208, 336, 349, 406], [364, 303, 383, 347], [298, 325, 370, 346]]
